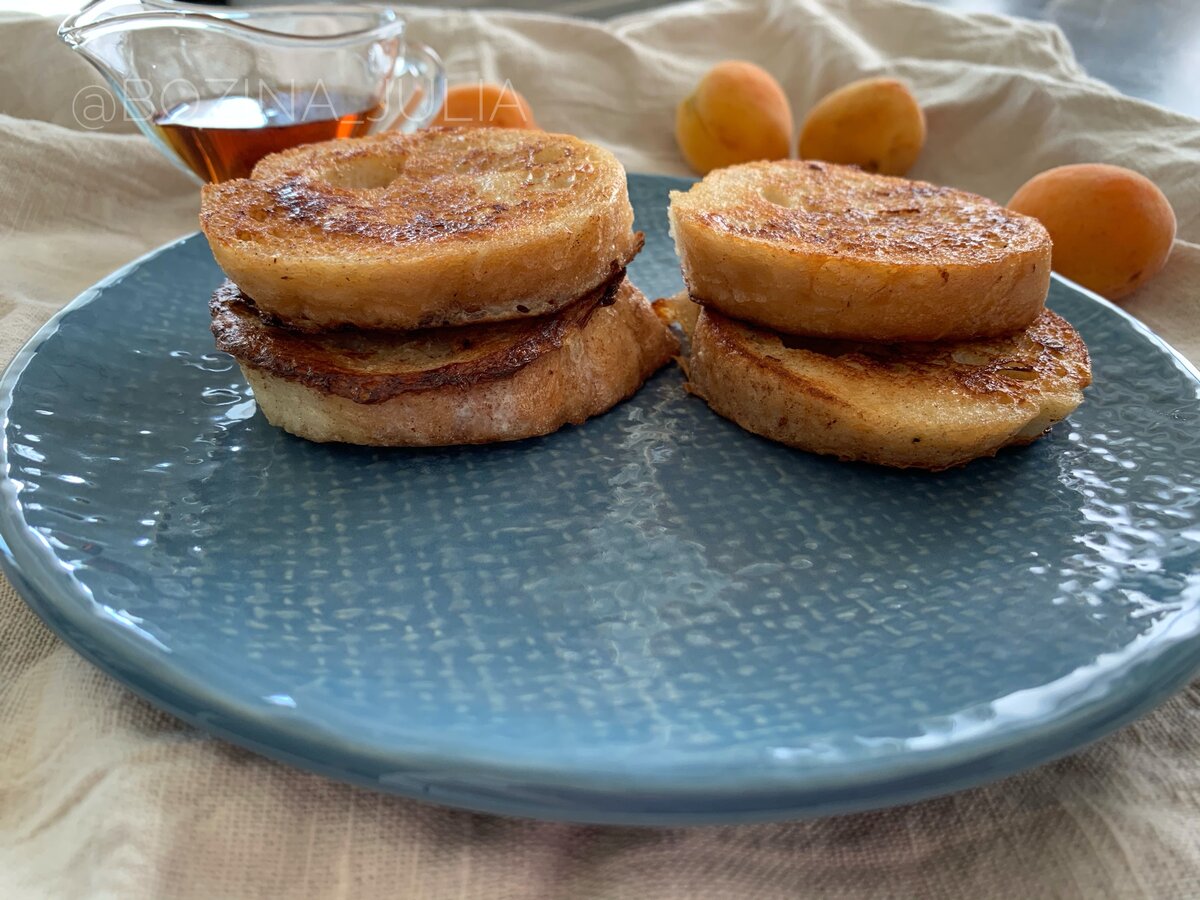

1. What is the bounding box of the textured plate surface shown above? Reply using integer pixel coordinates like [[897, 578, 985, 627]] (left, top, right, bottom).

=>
[[2, 174, 1200, 825]]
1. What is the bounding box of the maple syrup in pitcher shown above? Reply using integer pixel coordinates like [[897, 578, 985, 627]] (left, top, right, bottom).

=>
[[60, 2, 444, 184], [152, 89, 384, 183]]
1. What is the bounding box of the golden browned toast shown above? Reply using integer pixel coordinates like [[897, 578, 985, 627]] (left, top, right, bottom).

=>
[[669, 161, 1051, 342], [212, 276, 677, 446], [201, 127, 641, 331], [658, 294, 1090, 470]]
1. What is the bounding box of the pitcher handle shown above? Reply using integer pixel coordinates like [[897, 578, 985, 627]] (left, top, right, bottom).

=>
[[381, 38, 446, 133]]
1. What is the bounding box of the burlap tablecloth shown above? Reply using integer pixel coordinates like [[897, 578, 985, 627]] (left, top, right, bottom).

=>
[[2, 1, 1199, 896]]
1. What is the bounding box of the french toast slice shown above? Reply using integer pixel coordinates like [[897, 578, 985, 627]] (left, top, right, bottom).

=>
[[659, 295, 1090, 470], [669, 161, 1052, 342], [211, 276, 677, 446], [201, 127, 641, 331]]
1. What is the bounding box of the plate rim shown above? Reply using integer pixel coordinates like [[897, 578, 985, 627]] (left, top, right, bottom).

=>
[[3, 175, 1200, 824]]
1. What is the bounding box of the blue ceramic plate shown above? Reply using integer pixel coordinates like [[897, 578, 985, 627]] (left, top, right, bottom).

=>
[[3, 174, 1199, 825]]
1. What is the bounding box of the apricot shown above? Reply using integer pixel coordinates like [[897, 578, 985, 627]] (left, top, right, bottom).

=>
[[433, 82, 538, 129], [798, 77, 925, 176], [1008, 164, 1176, 300], [676, 61, 793, 175]]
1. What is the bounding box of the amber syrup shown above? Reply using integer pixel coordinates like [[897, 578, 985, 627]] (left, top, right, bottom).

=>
[[152, 89, 382, 182]]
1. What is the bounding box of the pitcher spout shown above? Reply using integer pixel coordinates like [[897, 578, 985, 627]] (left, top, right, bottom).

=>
[[60, 1, 185, 50], [59, 1, 208, 88]]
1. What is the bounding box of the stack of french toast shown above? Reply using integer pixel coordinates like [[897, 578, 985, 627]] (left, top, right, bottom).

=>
[[665, 160, 1093, 470], [198, 128, 1090, 470], [199, 127, 677, 446]]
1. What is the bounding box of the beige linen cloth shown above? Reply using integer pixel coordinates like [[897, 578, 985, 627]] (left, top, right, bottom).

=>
[[2, 1, 1199, 897]]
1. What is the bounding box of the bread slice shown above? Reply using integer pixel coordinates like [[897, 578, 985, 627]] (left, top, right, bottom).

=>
[[201, 127, 641, 331], [211, 276, 677, 446], [669, 161, 1052, 342], [660, 295, 1090, 470]]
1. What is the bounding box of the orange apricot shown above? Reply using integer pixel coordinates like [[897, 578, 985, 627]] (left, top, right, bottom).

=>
[[1008, 163, 1176, 300], [433, 82, 538, 129], [798, 77, 925, 176], [676, 61, 793, 175]]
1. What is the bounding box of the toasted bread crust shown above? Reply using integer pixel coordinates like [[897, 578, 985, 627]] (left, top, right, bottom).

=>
[[211, 265, 626, 403], [669, 161, 1052, 342], [201, 128, 640, 330], [682, 299, 1090, 470], [226, 280, 678, 446]]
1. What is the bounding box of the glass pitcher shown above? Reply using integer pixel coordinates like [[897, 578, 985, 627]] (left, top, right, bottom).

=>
[[59, 1, 446, 182]]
